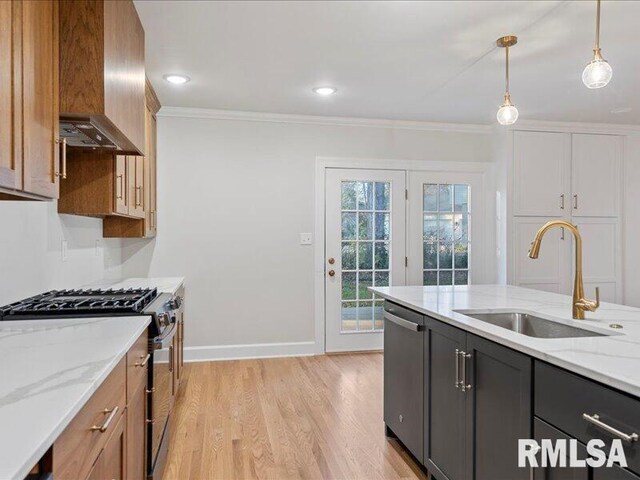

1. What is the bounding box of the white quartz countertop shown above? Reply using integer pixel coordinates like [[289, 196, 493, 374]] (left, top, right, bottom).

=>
[[0, 315, 151, 480], [85, 276, 185, 295], [371, 285, 640, 398]]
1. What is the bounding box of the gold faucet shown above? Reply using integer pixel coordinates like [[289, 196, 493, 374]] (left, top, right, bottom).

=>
[[528, 220, 600, 320]]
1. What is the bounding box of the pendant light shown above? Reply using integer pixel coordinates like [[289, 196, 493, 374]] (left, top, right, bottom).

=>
[[496, 35, 519, 126], [582, 0, 612, 89]]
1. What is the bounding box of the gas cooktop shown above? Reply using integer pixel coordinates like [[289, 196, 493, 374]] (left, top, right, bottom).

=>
[[0, 288, 158, 320]]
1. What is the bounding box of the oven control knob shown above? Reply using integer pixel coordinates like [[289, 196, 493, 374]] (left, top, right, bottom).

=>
[[158, 312, 171, 327], [168, 296, 183, 310]]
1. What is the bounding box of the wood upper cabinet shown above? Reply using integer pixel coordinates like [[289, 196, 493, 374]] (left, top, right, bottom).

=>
[[0, 0, 60, 200], [103, 79, 160, 238], [59, 0, 145, 154]]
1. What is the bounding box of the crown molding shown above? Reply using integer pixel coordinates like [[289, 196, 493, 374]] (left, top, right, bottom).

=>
[[494, 119, 640, 135], [158, 106, 492, 134]]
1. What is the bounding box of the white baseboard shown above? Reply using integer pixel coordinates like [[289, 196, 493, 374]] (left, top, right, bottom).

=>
[[184, 341, 317, 362]]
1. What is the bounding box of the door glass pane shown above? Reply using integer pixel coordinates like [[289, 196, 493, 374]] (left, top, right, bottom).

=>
[[340, 180, 391, 333], [423, 183, 471, 286]]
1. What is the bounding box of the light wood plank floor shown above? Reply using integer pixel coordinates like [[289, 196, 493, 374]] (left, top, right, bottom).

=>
[[163, 354, 429, 480]]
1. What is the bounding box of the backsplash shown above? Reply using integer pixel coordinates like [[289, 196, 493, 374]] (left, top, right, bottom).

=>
[[0, 201, 122, 305]]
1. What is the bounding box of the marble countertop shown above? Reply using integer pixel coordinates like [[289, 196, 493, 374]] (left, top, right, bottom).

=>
[[371, 285, 640, 397], [0, 316, 151, 480], [85, 276, 185, 295]]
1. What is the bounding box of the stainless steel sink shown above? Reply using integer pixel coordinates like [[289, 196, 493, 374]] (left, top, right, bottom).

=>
[[458, 312, 608, 338]]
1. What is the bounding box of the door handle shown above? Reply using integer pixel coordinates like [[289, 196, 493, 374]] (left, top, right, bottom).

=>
[[383, 312, 423, 332], [460, 351, 472, 392], [328, 269, 335, 277], [116, 174, 124, 199], [55, 138, 67, 179], [455, 349, 461, 389], [328, 257, 335, 265]]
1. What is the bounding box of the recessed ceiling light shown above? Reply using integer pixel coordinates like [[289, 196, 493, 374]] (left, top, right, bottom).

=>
[[163, 74, 190, 85], [611, 107, 632, 114], [313, 86, 337, 96]]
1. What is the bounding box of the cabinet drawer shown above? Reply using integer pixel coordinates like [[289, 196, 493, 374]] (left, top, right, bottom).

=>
[[535, 361, 640, 475], [127, 330, 149, 402], [53, 358, 126, 480]]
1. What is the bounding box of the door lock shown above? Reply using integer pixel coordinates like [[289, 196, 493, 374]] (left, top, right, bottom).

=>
[[328, 270, 335, 277], [328, 257, 335, 265]]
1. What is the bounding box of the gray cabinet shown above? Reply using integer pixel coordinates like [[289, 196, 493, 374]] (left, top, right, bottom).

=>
[[533, 418, 589, 480], [424, 317, 532, 480], [383, 302, 425, 462]]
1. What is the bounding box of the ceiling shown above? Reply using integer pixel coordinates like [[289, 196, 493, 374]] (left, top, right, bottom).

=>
[[135, 1, 640, 125]]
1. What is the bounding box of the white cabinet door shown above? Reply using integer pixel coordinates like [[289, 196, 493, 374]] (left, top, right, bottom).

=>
[[511, 217, 571, 294], [513, 131, 570, 217], [571, 134, 621, 217], [573, 218, 621, 303]]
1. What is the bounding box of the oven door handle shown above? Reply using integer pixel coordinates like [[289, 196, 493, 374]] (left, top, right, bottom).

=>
[[154, 323, 177, 349]]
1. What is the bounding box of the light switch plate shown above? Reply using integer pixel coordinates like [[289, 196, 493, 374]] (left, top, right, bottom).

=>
[[300, 233, 313, 245]]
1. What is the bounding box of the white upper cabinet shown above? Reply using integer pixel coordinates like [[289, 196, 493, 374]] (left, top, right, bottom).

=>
[[571, 134, 621, 217], [512, 131, 570, 217]]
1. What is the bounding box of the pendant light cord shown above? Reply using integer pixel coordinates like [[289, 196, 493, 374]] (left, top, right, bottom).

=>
[[505, 45, 510, 96], [595, 0, 601, 50]]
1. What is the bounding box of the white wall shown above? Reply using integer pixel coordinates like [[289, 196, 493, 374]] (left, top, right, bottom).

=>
[[119, 111, 492, 358], [0, 201, 122, 305], [624, 135, 640, 307]]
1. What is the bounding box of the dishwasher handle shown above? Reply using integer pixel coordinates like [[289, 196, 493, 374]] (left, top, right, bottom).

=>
[[384, 312, 423, 332]]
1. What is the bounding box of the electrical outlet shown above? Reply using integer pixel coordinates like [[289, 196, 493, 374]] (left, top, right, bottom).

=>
[[300, 233, 313, 245], [61, 240, 68, 262]]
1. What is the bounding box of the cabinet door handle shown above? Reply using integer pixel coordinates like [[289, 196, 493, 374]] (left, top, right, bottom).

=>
[[135, 186, 143, 207], [116, 174, 124, 199], [455, 349, 461, 389], [55, 138, 67, 179], [90, 406, 119, 433], [135, 353, 150, 367], [460, 351, 472, 392], [582, 413, 639, 443], [560, 194, 565, 210], [573, 194, 578, 209], [169, 345, 174, 372], [561, 227, 565, 241]]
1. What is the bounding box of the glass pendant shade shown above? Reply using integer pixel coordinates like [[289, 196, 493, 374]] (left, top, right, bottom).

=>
[[582, 57, 612, 89], [497, 101, 519, 125]]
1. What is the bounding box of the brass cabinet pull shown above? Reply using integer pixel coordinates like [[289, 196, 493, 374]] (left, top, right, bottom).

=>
[[90, 406, 119, 433], [135, 186, 143, 207], [560, 194, 565, 210], [582, 413, 639, 443], [150, 210, 156, 228], [55, 138, 67, 179], [573, 194, 578, 209], [135, 353, 150, 367], [116, 174, 124, 199], [169, 345, 174, 372]]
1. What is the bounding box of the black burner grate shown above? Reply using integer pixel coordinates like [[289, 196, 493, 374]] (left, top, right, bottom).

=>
[[0, 288, 158, 320]]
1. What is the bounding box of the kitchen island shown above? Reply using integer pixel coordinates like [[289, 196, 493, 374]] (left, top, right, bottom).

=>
[[371, 284, 640, 480]]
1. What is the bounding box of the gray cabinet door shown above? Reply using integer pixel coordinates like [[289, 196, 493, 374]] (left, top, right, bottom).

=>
[[594, 467, 640, 480], [424, 317, 467, 480], [534, 417, 589, 480], [466, 335, 532, 480], [383, 307, 424, 462]]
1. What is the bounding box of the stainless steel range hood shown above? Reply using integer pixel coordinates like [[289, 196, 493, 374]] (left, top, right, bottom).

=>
[[59, 119, 119, 149]]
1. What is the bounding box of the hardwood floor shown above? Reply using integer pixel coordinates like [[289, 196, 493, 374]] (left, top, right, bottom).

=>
[[163, 354, 428, 480]]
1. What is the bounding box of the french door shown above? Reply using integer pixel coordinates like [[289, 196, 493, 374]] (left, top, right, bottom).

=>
[[325, 169, 406, 352]]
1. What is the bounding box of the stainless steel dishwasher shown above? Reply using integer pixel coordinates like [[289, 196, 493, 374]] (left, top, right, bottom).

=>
[[383, 300, 425, 463]]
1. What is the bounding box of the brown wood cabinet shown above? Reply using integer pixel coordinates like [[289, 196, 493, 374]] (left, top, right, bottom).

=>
[[0, 0, 60, 200], [103, 79, 160, 238], [53, 330, 148, 480], [59, 0, 145, 154], [58, 151, 144, 219]]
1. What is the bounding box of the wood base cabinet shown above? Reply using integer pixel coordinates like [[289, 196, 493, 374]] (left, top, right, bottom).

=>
[[53, 330, 148, 480], [424, 317, 532, 480]]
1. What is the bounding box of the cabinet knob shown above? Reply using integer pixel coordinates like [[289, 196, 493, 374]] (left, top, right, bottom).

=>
[[399, 414, 403, 423]]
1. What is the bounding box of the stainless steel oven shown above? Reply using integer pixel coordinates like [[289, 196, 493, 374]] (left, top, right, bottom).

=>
[[147, 306, 178, 480]]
